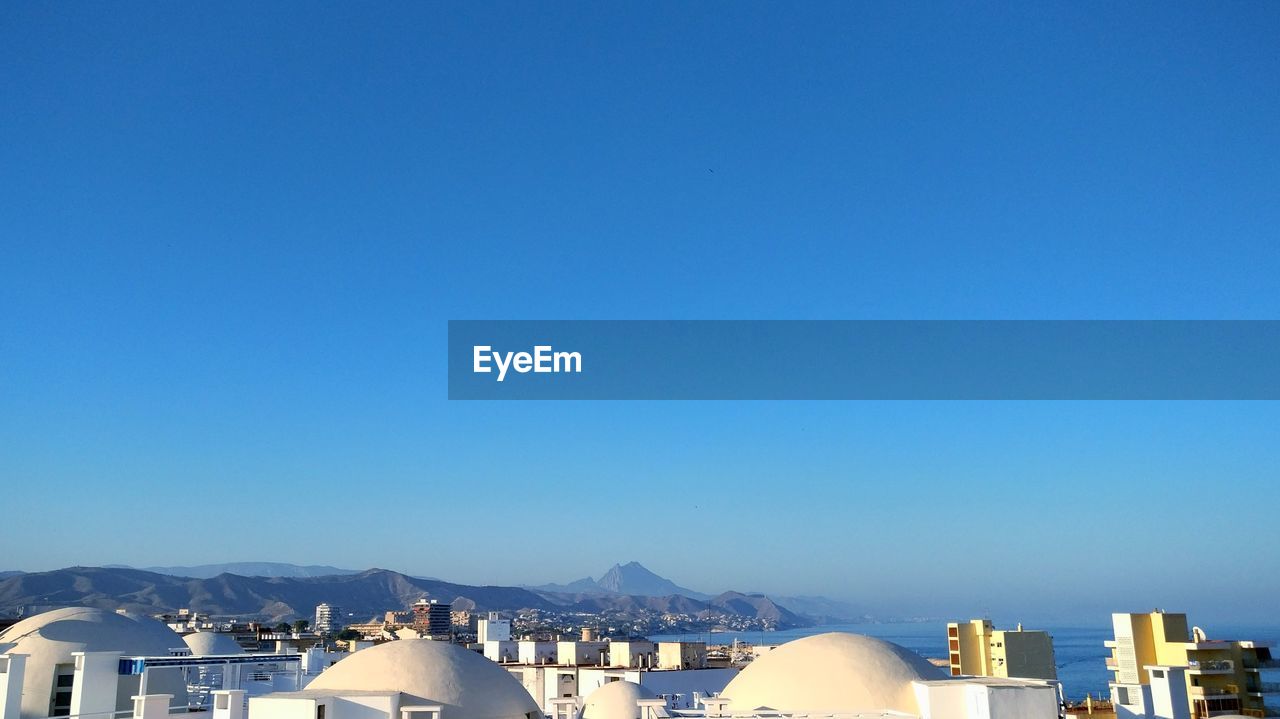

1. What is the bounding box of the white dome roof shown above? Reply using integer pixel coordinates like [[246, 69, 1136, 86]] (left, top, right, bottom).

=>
[[308, 640, 539, 719], [0, 607, 189, 719], [721, 632, 944, 715], [580, 681, 666, 719], [183, 631, 245, 656]]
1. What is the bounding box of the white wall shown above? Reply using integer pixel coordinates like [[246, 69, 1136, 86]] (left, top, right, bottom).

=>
[[0, 655, 27, 719], [478, 619, 511, 643], [557, 642, 606, 666], [334, 694, 398, 719], [1147, 667, 1189, 719], [484, 641, 519, 664], [507, 666, 580, 712], [248, 696, 324, 719], [518, 642, 558, 665], [610, 643, 655, 669], [914, 681, 1058, 719], [913, 681, 969, 719], [1112, 682, 1153, 719], [981, 685, 1057, 719]]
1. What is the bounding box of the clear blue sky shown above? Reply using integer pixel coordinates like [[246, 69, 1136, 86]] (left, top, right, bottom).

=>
[[2, 2, 1278, 624]]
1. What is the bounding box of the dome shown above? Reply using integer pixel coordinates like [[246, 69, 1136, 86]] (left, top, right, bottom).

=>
[[183, 631, 245, 656], [0, 607, 189, 719], [580, 681, 666, 719], [720, 632, 944, 715], [308, 640, 540, 719]]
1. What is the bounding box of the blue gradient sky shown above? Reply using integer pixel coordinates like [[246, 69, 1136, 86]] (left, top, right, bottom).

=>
[[2, 2, 1279, 623]]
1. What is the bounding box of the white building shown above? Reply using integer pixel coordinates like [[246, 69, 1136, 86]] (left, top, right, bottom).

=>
[[0, 608, 302, 719], [315, 604, 342, 636], [478, 613, 511, 643], [0, 608, 191, 719], [518, 641, 559, 666], [607, 642, 655, 670], [656, 642, 706, 670], [1111, 665, 1191, 719], [248, 640, 541, 719], [557, 641, 607, 666], [485, 640, 520, 664], [706, 632, 1060, 719]]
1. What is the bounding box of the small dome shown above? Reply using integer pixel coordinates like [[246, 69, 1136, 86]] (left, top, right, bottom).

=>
[[721, 632, 944, 715], [183, 631, 245, 656], [0, 607, 189, 719], [580, 681, 666, 719], [308, 640, 539, 719]]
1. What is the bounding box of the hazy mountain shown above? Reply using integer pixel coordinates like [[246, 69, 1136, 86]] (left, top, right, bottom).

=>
[[0, 571, 23, 579], [530, 562, 711, 600], [0, 566, 811, 628], [525, 562, 863, 624], [534, 589, 806, 626], [0, 566, 555, 622], [709, 591, 805, 625], [108, 562, 362, 579], [769, 594, 868, 623], [532, 576, 607, 594], [597, 562, 712, 600]]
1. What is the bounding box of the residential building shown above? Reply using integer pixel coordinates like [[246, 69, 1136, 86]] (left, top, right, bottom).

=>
[[1106, 610, 1272, 719], [412, 599, 451, 638], [478, 612, 511, 643], [608, 641, 656, 669], [315, 603, 342, 636], [947, 619, 1057, 680], [657, 641, 707, 670], [557, 640, 607, 666]]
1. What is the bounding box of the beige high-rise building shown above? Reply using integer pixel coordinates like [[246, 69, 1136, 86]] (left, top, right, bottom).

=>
[[1106, 611, 1271, 719], [947, 619, 1058, 680]]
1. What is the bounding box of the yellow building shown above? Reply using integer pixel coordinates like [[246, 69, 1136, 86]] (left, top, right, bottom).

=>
[[1105, 611, 1272, 719], [947, 619, 1058, 680]]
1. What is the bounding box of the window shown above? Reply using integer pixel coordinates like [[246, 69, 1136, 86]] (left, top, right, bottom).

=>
[[56, 675, 75, 688], [1152, 670, 1164, 678], [316, 704, 326, 719]]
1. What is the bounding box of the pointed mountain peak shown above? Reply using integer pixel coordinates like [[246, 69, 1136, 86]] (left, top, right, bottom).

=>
[[593, 562, 710, 600]]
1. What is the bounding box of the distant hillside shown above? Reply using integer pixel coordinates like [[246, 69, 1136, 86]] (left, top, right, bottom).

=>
[[769, 594, 868, 623], [708, 591, 805, 625], [530, 561, 712, 600], [107, 562, 362, 579], [0, 572, 23, 580], [0, 567, 555, 621], [0, 566, 810, 628]]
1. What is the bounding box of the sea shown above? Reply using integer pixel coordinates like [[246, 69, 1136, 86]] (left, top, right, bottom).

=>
[[650, 622, 1280, 702]]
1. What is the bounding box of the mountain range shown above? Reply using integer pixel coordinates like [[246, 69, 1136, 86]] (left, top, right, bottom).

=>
[[527, 563, 866, 623], [0, 565, 810, 626], [104, 562, 363, 579]]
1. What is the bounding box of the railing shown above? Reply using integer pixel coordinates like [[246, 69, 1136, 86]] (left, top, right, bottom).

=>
[[1189, 685, 1234, 697], [1189, 659, 1233, 672]]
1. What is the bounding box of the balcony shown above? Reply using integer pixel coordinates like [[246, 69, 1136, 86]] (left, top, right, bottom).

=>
[[1189, 686, 1236, 698], [1188, 659, 1234, 675]]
